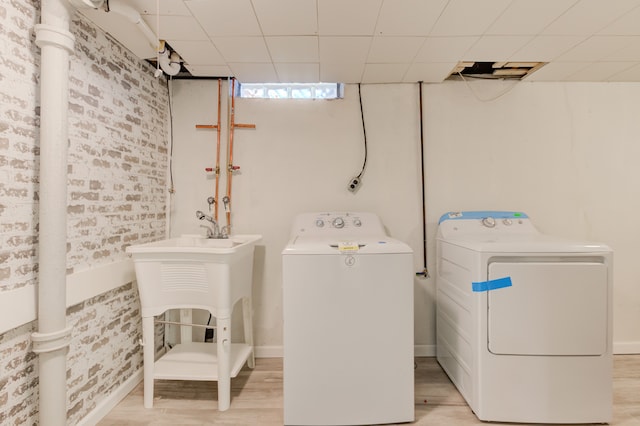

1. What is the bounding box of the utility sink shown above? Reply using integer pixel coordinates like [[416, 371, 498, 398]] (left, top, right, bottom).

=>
[[126, 233, 262, 411]]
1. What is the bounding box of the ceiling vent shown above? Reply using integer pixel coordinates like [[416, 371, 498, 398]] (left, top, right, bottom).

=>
[[448, 61, 546, 81]]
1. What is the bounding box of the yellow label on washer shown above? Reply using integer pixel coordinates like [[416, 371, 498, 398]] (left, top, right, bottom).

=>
[[338, 242, 359, 253]]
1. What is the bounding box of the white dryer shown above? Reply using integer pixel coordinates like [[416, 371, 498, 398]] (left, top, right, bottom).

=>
[[282, 212, 414, 426], [436, 211, 612, 424]]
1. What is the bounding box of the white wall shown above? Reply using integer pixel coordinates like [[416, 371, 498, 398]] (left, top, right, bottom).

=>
[[424, 80, 640, 353], [170, 79, 640, 355], [169, 81, 428, 354]]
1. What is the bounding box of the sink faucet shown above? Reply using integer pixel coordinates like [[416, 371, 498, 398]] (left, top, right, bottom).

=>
[[196, 210, 228, 239]]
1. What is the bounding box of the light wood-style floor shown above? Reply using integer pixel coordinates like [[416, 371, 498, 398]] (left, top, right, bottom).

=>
[[99, 355, 640, 425]]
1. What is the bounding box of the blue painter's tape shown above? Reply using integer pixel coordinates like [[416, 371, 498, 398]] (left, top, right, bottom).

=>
[[472, 276, 513, 292]]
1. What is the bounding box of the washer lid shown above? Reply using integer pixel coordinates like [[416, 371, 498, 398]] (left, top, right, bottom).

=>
[[282, 236, 412, 255]]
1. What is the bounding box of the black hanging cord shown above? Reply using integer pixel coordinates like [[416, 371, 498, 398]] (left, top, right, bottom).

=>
[[357, 83, 368, 178], [417, 82, 429, 278]]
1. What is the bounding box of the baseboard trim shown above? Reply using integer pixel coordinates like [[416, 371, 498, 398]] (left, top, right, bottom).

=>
[[77, 369, 142, 426], [414, 344, 436, 357], [253, 345, 436, 359], [255, 345, 283, 358], [614, 341, 640, 354]]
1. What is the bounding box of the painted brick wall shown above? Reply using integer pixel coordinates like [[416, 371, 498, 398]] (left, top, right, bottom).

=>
[[0, 0, 168, 423]]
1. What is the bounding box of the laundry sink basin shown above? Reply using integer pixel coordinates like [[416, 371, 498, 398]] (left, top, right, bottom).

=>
[[127, 234, 262, 254], [126, 234, 262, 316]]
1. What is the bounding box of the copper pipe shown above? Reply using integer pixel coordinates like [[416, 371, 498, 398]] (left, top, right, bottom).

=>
[[214, 78, 222, 221], [226, 78, 236, 228]]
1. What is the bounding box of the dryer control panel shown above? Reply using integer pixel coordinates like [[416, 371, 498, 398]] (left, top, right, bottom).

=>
[[290, 212, 385, 237], [437, 211, 538, 239]]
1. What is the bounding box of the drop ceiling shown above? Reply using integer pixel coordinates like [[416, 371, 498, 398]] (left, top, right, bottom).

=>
[[79, 0, 640, 83]]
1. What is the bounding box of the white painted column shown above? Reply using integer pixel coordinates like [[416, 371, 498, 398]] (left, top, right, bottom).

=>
[[30, 0, 75, 424]]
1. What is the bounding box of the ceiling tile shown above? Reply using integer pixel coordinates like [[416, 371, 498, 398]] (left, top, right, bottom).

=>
[[320, 62, 365, 83], [228, 63, 278, 83], [266, 36, 319, 63], [542, 0, 640, 36], [361, 63, 410, 83], [130, 0, 192, 16], [167, 40, 225, 65], [146, 15, 209, 41], [367, 37, 425, 63], [184, 64, 233, 77], [509, 35, 584, 62], [524, 61, 590, 81], [604, 37, 640, 61], [608, 62, 640, 81], [318, 0, 383, 36], [599, 5, 640, 35], [185, 0, 261, 37], [462, 36, 532, 61], [79, 0, 640, 83], [319, 37, 372, 63], [413, 36, 478, 62], [213, 37, 271, 63], [430, 0, 512, 36], [374, 0, 449, 36], [568, 61, 637, 81], [403, 62, 457, 83], [486, 0, 578, 35], [275, 63, 320, 82], [556, 36, 637, 62], [252, 0, 318, 35]]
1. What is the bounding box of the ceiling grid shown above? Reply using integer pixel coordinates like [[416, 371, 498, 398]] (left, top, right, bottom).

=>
[[79, 0, 640, 83]]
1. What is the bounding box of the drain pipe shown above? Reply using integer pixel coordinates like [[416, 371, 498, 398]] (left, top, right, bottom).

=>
[[30, 0, 81, 424], [106, 0, 181, 75], [107, 0, 156, 50]]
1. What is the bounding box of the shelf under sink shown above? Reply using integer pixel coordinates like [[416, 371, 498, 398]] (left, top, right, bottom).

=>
[[153, 342, 252, 381]]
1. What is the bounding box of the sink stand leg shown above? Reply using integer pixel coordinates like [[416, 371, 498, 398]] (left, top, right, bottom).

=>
[[217, 317, 231, 411], [142, 316, 155, 408], [242, 297, 255, 368]]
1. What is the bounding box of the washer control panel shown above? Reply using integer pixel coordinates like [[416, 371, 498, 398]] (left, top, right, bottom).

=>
[[292, 212, 385, 237]]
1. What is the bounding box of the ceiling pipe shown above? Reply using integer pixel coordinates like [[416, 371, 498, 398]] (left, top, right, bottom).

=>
[[106, 0, 157, 51], [158, 48, 181, 76], [106, 0, 182, 76], [31, 0, 87, 424]]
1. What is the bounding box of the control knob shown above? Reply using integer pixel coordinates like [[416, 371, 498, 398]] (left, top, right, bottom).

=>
[[332, 217, 345, 229], [481, 217, 496, 228]]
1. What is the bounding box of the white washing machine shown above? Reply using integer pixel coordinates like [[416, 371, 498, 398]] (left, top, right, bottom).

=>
[[436, 211, 613, 424], [282, 212, 414, 426]]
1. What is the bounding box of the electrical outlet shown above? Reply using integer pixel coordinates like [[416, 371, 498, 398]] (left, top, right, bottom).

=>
[[205, 328, 214, 342], [348, 176, 361, 192]]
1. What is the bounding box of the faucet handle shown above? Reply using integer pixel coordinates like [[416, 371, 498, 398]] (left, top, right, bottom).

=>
[[207, 196, 215, 211]]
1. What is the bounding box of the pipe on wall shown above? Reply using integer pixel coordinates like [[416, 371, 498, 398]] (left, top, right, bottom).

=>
[[31, 0, 77, 424], [107, 0, 157, 50]]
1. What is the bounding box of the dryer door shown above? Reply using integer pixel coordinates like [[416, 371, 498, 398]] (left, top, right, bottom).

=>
[[487, 261, 608, 356]]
